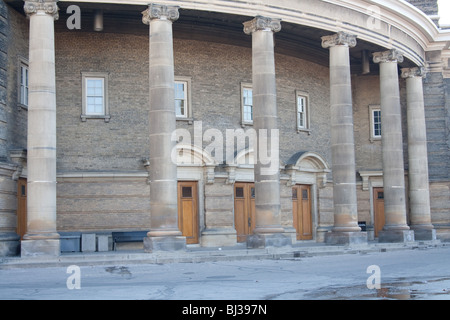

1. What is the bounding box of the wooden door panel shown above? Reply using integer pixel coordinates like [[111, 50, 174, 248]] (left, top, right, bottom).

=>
[[17, 178, 27, 240], [234, 183, 255, 243], [373, 187, 385, 237], [292, 185, 313, 240], [178, 182, 198, 244]]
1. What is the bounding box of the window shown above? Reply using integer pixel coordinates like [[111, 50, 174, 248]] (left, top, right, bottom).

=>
[[18, 58, 29, 109], [369, 105, 381, 141], [174, 76, 192, 122], [81, 72, 110, 122], [296, 91, 310, 132], [241, 83, 253, 125]]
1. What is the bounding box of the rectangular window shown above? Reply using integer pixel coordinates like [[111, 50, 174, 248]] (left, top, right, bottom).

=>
[[241, 83, 253, 125], [174, 76, 192, 122], [296, 91, 310, 132], [81, 72, 110, 122], [20, 64, 29, 107], [17, 58, 29, 110], [369, 105, 381, 141], [86, 78, 104, 115], [175, 81, 187, 118]]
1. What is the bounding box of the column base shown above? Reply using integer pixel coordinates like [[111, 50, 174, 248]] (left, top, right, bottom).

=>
[[412, 228, 436, 241], [247, 233, 292, 249], [378, 230, 415, 243], [21, 239, 60, 257], [325, 231, 368, 245], [0, 233, 21, 257], [143, 236, 186, 253]]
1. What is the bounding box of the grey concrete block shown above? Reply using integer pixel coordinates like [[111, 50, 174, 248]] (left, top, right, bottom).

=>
[[81, 233, 96, 252], [21, 239, 60, 257], [246, 233, 292, 249], [378, 230, 415, 243], [97, 234, 109, 252], [325, 231, 368, 245]]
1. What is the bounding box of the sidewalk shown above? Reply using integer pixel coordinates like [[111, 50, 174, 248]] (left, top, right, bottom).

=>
[[0, 239, 445, 270]]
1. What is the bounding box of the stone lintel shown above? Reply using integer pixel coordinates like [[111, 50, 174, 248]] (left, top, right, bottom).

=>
[[373, 49, 404, 64], [321, 31, 357, 49], [243, 16, 281, 35]]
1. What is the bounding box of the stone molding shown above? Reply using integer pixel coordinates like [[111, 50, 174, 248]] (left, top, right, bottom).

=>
[[373, 49, 404, 64], [142, 3, 180, 24], [401, 66, 427, 78], [24, 0, 59, 20], [321, 31, 357, 49], [243, 16, 281, 35]]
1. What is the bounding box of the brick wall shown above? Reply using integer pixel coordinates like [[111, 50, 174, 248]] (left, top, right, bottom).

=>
[[0, 1, 8, 160]]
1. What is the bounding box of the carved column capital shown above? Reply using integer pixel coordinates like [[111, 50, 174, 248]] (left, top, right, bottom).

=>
[[321, 32, 357, 49], [373, 49, 404, 64], [243, 16, 281, 35], [142, 3, 180, 25], [24, 0, 59, 20], [401, 66, 427, 79]]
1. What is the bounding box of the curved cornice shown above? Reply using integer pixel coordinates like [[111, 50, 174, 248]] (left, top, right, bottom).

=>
[[60, 0, 450, 65]]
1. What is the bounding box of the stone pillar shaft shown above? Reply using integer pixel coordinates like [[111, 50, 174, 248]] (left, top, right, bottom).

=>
[[322, 32, 360, 233], [142, 4, 185, 251], [401, 67, 435, 240], [374, 49, 413, 242], [244, 17, 283, 235], [21, 0, 60, 256]]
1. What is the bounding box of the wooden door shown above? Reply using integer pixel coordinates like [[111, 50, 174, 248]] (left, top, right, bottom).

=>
[[373, 187, 385, 237], [17, 178, 27, 240], [234, 182, 255, 242], [178, 181, 199, 244], [292, 185, 313, 240]]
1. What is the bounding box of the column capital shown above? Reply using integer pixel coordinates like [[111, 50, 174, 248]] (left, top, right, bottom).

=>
[[24, 0, 59, 20], [142, 3, 180, 25], [321, 32, 357, 49], [401, 66, 427, 79], [243, 16, 281, 35], [373, 49, 404, 64]]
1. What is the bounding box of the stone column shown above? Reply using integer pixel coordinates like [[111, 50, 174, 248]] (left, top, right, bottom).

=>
[[373, 49, 414, 243], [401, 67, 436, 240], [243, 16, 290, 248], [142, 4, 185, 252], [321, 32, 366, 245], [21, 0, 60, 257]]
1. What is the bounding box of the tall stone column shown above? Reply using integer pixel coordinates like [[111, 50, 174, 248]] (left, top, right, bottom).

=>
[[401, 67, 436, 240], [243, 16, 290, 248], [373, 49, 414, 243], [21, 0, 60, 257], [142, 4, 185, 252], [321, 32, 366, 245]]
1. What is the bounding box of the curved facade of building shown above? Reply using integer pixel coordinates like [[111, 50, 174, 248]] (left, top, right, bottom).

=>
[[0, 0, 449, 256]]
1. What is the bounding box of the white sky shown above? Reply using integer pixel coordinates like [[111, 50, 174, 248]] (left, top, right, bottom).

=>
[[439, 0, 450, 25]]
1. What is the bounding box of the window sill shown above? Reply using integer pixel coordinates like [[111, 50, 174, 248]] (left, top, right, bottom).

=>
[[17, 103, 28, 112], [240, 122, 254, 128], [81, 114, 111, 123], [176, 117, 194, 124], [369, 137, 381, 143], [297, 128, 311, 135]]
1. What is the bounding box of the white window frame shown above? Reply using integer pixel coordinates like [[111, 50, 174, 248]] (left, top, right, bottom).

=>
[[81, 72, 110, 122], [174, 76, 192, 123], [296, 90, 310, 133], [369, 105, 381, 141], [17, 57, 29, 110], [241, 83, 253, 126]]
